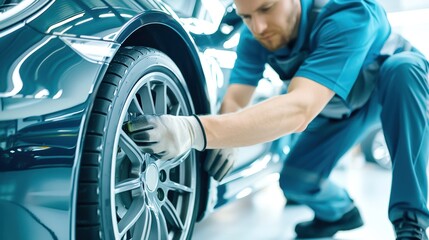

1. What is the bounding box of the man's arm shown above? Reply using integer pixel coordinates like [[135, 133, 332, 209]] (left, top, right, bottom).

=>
[[220, 84, 256, 113], [201, 76, 335, 148]]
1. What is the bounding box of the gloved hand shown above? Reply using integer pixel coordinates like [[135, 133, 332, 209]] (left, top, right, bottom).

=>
[[124, 114, 206, 160], [204, 148, 235, 181]]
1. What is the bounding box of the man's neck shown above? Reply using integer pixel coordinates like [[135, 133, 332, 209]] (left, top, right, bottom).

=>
[[290, 0, 302, 42]]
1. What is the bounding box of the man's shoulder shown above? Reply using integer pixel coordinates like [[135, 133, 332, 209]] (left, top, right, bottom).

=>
[[320, 0, 385, 20], [313, 0, 388, 36]]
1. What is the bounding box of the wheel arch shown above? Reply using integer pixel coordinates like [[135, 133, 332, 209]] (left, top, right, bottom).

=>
[[116, 11, 212, 116]]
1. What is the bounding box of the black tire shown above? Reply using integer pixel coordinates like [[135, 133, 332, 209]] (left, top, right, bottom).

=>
[[361, 128, 391, 170], [76, 47, 201, 240]]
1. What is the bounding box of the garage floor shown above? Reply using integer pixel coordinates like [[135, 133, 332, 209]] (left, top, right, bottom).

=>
[[193, 152, 396, 240]]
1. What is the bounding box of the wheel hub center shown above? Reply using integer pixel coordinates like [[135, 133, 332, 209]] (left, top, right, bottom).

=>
[[145, 164, 159, 192]]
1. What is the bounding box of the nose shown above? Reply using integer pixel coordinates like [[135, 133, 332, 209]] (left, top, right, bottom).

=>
[[250, 14, 267, 36]]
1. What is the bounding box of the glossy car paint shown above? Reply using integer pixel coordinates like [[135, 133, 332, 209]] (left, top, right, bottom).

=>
[[0, 1, 286, 239], [0, 1, 214, 239]]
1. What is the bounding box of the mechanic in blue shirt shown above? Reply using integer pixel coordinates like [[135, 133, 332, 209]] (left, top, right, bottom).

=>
[[125, 0, 429, 238]]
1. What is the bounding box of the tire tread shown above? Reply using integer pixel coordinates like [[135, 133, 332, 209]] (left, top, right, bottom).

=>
[[76, 48, 151, 240]]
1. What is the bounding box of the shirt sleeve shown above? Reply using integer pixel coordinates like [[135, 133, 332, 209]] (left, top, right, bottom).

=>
[[229, 27, 269, 86], [295, 3, 378, 100]]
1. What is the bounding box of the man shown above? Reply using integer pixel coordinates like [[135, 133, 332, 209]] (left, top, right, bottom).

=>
[[125, 0, 429, 238]]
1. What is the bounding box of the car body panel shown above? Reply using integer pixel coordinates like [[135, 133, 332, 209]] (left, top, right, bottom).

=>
[[0, 1, 212, 239], [27, 0, 156, 39]]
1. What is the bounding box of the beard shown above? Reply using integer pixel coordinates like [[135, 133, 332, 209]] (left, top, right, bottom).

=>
[[255, 33, 287, 51]]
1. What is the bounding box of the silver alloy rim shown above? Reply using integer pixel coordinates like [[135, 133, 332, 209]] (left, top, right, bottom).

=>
[[111, 71, 197, 239]]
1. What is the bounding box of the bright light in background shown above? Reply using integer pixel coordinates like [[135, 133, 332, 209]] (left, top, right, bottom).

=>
[[182, 0, 226, 35], [204, 49, 237, 69], [220, 24, 234, 35], [236, 187, 252, 199], [223, 33, 240, 49], [282, 146, 291, 155], [238, 154, 272, 178], [387, 8, 429, 57], [35, 89, 50, 99], [200, 0, 225, 27], [53, 90, 63, 99], [388, 8, 429, 26]]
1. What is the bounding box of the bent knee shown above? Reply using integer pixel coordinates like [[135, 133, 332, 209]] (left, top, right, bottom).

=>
[[379, 52, 428, 86], [378, 52, 429, 100]]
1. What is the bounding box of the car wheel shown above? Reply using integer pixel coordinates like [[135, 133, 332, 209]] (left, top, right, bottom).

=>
[[76, 47, 201, 240], [361, 128, 391, 170]]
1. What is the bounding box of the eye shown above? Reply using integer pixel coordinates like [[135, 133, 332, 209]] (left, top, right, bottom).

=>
[[240, 15, 251, 21], [260, 6, 272, 12], [260, 2, 276, 13]]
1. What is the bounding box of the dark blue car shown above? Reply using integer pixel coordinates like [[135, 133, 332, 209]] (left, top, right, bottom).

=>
[[0, 1, 291, 239]]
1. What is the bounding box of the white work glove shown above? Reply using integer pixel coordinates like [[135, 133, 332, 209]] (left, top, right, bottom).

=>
[[204, 148, 235, 181], [124, 114, 206, 160]]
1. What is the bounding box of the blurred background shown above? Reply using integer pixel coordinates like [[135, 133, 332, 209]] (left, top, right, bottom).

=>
[[193, 0, 429, 239]]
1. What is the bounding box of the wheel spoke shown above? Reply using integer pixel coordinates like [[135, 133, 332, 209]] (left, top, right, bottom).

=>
[[154, 204, 169, 240], [132, 206, 152, 240], [115, 178, 141, 194], [163, 181, 192, 193], [116, 150, 127, 167], [118, 197, 145, 238], [139, 83, 156, 114], [162, 199, 185, 230], [159, 150, 190, 170], [129, 96, 144, 116], [154, 83, 167, 114], [170, 103, 181, 116], [119, 129, 145, 166]]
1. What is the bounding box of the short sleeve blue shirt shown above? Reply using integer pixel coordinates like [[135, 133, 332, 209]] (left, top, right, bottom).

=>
[[229, 0, 391, 102]]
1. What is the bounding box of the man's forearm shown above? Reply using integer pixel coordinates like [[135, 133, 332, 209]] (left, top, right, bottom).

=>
[[200, 92, 307, 149]]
